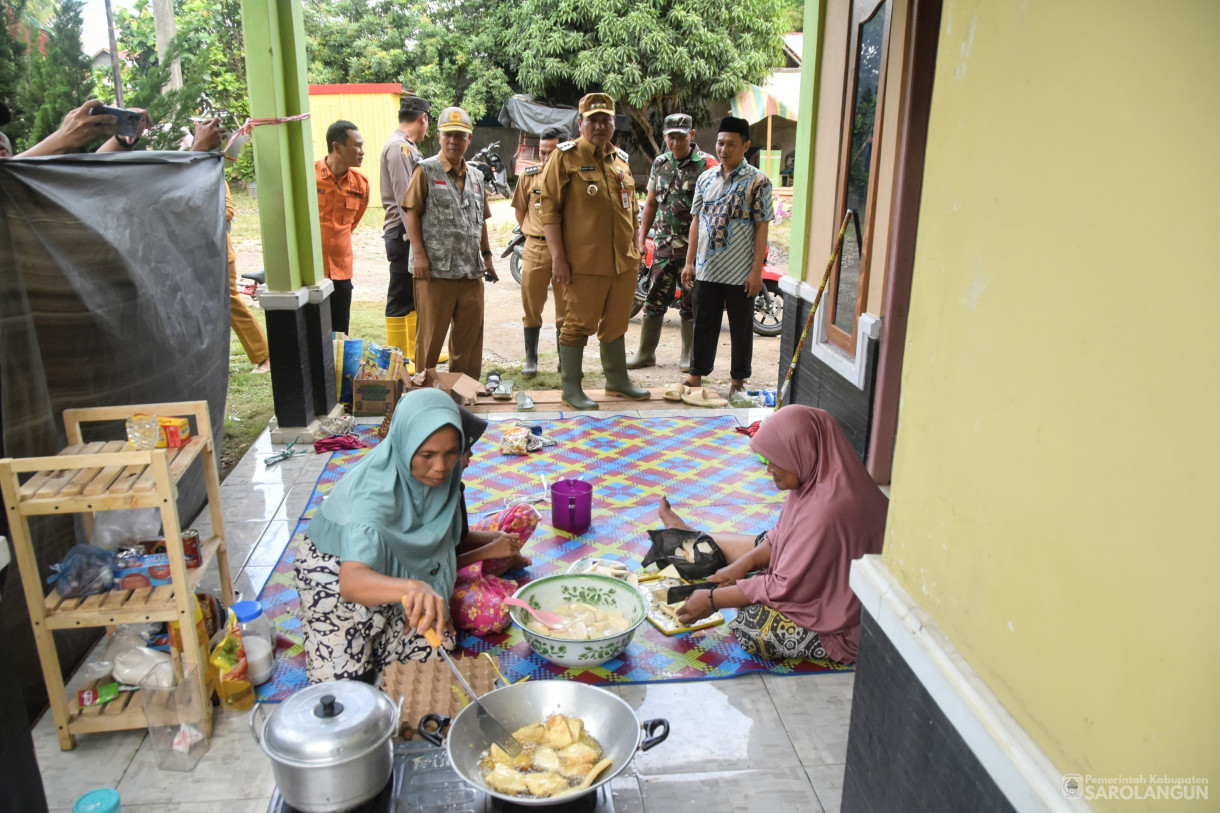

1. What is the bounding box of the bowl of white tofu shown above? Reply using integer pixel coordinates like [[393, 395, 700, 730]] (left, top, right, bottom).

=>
[[509, 574, 648, 668]]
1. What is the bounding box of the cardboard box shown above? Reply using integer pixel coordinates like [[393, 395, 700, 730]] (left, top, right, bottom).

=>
[[406, 370, 484, 406], [352, 371, 408, 417], [156, 416, 191, 448]]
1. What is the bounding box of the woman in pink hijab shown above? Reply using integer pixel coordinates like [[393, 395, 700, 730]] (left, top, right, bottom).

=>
[[670, 406, 887, 664]]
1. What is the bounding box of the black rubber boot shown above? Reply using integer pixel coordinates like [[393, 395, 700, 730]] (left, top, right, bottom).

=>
[[601, 336, 651, 400], [679, 317, 695, 373], [522, 327, 540, 377], [559, 344, 598, 410], [626, 314, 663, 369]]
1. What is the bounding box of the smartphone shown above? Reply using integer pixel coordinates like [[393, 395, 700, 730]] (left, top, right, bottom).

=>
[[90, 105, 144, 139]]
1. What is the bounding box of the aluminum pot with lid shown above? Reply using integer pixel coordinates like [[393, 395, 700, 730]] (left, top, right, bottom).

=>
[[251, 680, 403, 813]]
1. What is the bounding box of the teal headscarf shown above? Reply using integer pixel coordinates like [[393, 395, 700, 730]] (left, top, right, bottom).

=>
[[309, 388, 464, 600]]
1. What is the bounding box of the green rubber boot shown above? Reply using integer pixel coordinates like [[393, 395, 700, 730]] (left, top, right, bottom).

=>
[[522, 327, 540, 377], [626, 314, 663, 369], [601, 336, 652, 400], [678, 317, 695, 373], [558, 344, 598, 410], [556, 329, 563, 373]]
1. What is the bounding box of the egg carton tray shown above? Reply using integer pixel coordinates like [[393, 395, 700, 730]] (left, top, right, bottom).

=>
[[381, 653, 499, 740]]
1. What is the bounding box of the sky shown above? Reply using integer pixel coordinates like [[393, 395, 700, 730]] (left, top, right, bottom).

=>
[[81, 0, 138, 56]]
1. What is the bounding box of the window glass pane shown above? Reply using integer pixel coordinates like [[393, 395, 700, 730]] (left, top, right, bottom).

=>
[[834, 0, 888, 335]]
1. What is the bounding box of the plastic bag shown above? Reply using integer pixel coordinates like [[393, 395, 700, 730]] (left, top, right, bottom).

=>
[[209, 607, 254, 710], [499, 425, 532, 456], [47, 544, 115, 597], [91, 507, 162, 550], [77, 624, 154, 682], [113, 646, 174, 686], [339, 337, 365, 406], [641, 528, 728, 580]]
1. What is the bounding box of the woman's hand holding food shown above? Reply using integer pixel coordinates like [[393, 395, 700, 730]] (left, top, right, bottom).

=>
[[676, 590, 714, 625]]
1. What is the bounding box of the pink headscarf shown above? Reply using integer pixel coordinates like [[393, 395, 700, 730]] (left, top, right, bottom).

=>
[[737, 406, 888, 664]]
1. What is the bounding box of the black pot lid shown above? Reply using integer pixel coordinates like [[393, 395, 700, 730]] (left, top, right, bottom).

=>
[[262, 680, 397, 764]]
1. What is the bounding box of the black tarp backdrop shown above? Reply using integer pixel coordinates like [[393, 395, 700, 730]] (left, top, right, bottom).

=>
[[0, 151, 230, 723], [497, 95, 631, 137]]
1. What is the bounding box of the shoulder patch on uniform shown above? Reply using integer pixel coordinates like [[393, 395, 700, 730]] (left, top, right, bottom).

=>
[[524, 165, 541, 176], [615, 147, 629, 162], [558, 140, 577, 152]]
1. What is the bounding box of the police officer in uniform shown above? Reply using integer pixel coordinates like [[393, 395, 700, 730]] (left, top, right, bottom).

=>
[[539, 93, 650, 410], [512, 126, 564, 377], [379, 93, 437, 369]]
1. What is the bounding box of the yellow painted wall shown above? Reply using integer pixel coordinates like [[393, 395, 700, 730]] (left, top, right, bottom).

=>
[[308, 90, 402, 212], [885, 2, 1219, 809]]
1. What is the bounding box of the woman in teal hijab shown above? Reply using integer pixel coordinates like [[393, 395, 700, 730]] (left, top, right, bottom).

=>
[[295, 389, 465, 683]]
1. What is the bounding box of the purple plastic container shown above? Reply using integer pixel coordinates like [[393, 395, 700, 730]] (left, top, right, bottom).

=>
[[551, 479, 592, 535]]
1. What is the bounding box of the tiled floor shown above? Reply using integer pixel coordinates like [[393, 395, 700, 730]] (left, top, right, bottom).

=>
[[33, 408, 851, 813]]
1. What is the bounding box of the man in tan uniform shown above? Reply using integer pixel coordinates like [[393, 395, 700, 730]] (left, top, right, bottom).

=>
[[512, 126, 564, 377], [539, 93, 649, 410], [404, 107, 496, 380]]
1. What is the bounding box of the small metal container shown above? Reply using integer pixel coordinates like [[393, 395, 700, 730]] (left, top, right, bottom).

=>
[[251, 680, 402, 813]]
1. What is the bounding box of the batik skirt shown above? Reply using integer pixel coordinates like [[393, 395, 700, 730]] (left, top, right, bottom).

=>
[[294, 537, 454, 684]]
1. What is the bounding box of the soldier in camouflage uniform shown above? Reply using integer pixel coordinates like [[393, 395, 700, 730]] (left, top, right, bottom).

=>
[[627, 113, 718, 371]]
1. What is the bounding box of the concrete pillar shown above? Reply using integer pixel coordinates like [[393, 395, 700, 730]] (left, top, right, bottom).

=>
[[241, 0, 338, 439]]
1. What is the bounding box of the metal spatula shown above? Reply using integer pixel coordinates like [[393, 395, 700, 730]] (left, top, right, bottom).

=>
[[422, 628, 523, 756]]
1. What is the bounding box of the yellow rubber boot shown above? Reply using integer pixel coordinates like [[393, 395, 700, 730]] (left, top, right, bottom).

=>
[[404, 312, 418, 374], [385, 316, 409, 354]]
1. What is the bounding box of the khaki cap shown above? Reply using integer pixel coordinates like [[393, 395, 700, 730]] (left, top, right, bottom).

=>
[[437, 107, 473, 133], [579, 93, 615, 117]]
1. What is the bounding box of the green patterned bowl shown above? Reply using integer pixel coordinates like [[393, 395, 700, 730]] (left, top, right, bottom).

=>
[[509, 573, 649, 668]]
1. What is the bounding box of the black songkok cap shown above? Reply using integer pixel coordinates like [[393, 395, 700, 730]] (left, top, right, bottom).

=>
[[717, 116, 751, 141]]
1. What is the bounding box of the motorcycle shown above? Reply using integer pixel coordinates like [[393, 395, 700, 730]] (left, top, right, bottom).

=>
[[631, 235, 785, 338], [468, 140, 510, 199], [503, 224, 527, 284], [236, 268, 265, 304]]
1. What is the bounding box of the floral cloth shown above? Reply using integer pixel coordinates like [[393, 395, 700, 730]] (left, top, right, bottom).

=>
[[450, 503, 540, 633]]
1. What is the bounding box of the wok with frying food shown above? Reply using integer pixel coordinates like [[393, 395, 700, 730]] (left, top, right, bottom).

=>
[[418, 680, 669, 807], [480, 714, 614, 798]]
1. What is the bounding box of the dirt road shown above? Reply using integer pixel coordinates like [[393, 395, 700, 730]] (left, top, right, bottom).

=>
[[235, 199, 782, 391]]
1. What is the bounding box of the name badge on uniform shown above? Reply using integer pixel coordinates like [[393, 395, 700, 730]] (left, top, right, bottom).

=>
[[580, 166, 596, 172]]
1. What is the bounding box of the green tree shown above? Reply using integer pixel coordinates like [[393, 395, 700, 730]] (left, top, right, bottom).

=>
[[305, 0, 513, 122], [109, 0, 251, 167], [17, 0, 95, 149], [503, 0, 786, 159], [1, 1, 28, 130]]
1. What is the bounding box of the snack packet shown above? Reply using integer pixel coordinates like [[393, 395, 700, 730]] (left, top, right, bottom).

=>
[[209, 607, 254, 710]]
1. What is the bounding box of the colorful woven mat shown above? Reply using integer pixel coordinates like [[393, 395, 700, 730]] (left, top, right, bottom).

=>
[[254, 415, 849, 702]]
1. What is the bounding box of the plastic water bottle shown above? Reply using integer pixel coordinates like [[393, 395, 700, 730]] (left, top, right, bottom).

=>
[[231, 600, 275, 685], [748, 390, 777, 408]]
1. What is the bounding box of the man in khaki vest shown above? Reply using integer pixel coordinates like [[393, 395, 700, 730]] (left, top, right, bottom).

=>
[[539, 93, 650, 410], [404, 106, 496, 380], [512, 126, 564, 376]]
